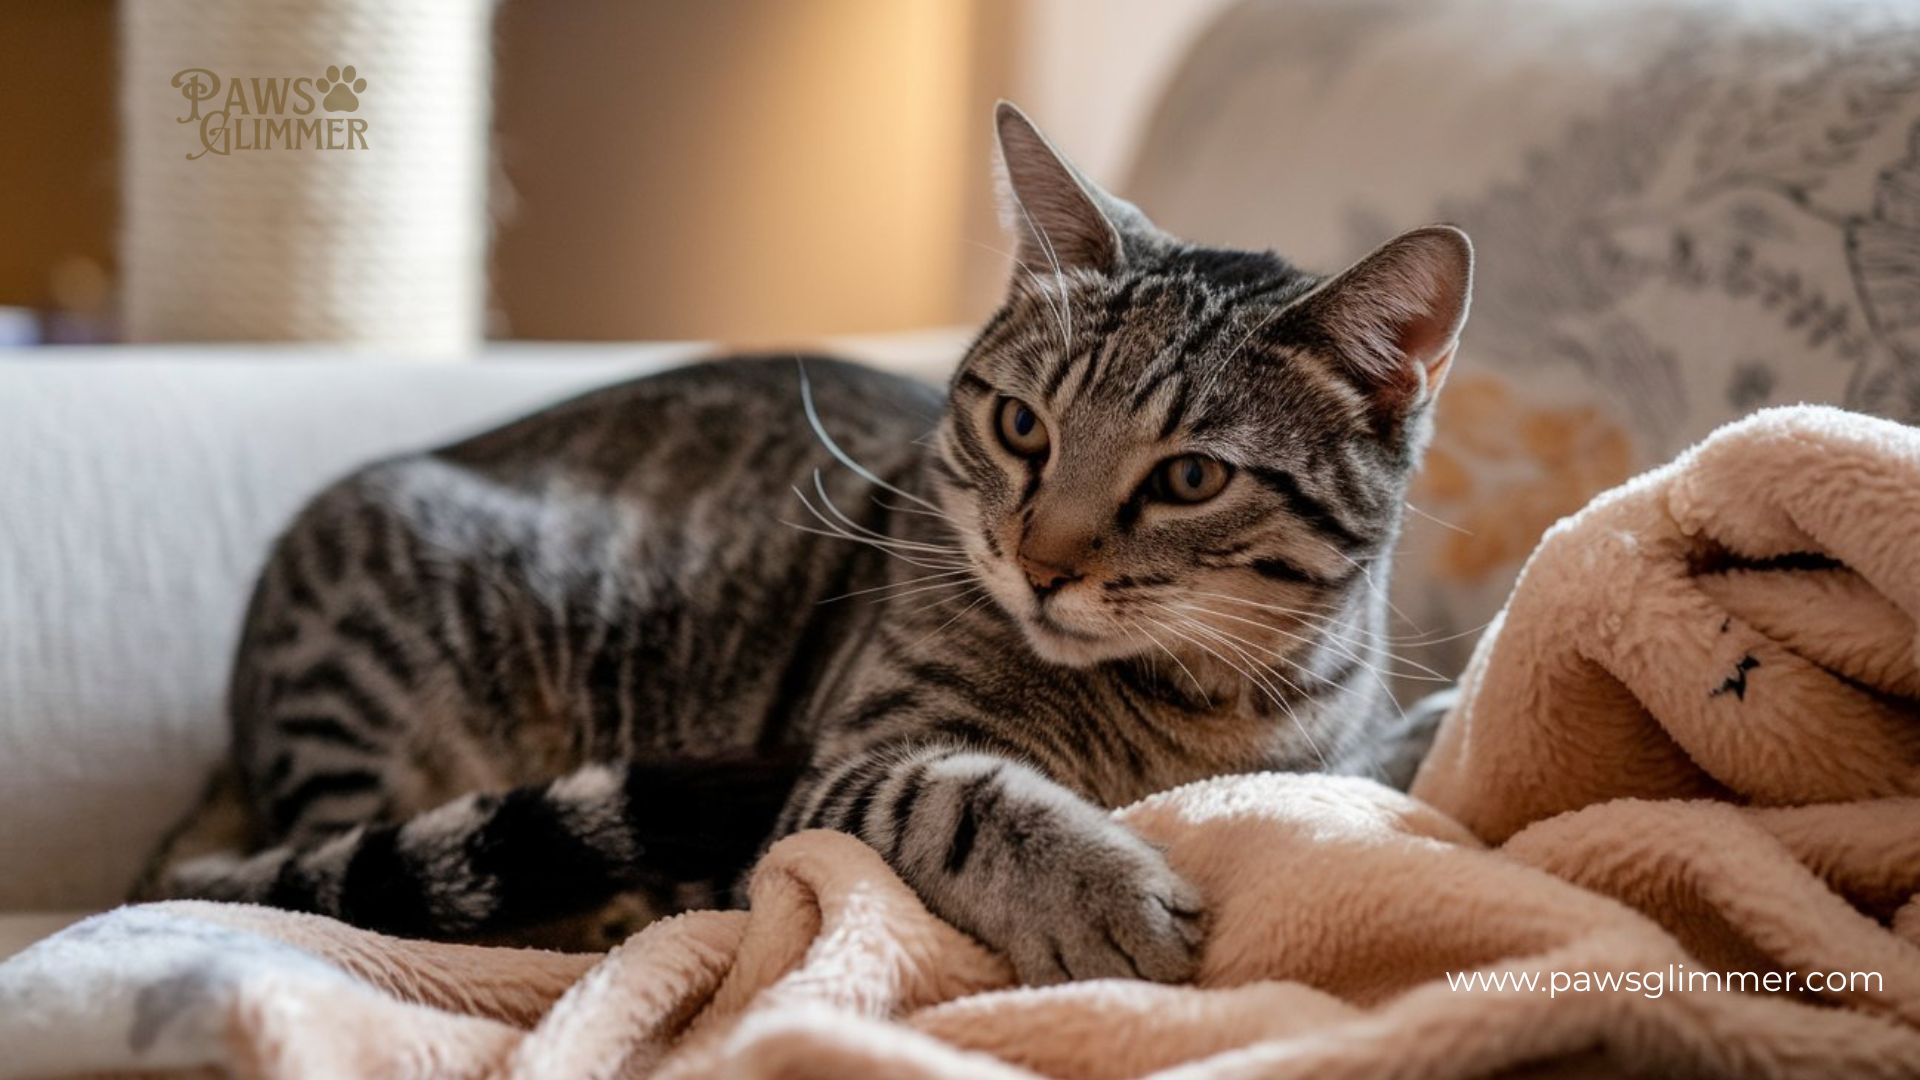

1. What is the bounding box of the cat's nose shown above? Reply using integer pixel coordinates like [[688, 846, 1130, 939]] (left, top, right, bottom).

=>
[[1018, 553, 1083, 597]]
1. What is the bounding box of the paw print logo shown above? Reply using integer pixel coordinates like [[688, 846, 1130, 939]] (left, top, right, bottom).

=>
[[316, 65, 366, 112]]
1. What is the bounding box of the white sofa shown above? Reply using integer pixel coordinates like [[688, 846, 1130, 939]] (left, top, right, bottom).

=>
[[0, 335, 964, 957]]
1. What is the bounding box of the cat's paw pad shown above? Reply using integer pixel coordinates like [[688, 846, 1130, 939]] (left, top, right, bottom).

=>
[[317, 65, 366, 112]]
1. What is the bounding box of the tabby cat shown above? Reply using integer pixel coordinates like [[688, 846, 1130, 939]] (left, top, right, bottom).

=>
[[145, 103, 1472, 986]]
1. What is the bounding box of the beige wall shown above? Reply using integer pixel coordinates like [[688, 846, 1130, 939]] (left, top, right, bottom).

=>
[[955, 0, 1238, 320], [492, 0, 991, 345], [0, 2, 115, 313], [1012, 0, 1237, 190], [490, 0, 1233, 345], [0, 1, 1226, 345]]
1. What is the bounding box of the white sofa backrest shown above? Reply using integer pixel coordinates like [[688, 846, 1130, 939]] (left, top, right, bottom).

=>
[[0, 350, 699, 908]]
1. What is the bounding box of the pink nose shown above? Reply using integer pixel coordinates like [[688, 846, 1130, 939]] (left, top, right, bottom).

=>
[[1018, 554, 1082, 596]]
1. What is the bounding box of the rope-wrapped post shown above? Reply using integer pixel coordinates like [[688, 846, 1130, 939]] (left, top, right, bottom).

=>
[[120, 0, 496, 353]]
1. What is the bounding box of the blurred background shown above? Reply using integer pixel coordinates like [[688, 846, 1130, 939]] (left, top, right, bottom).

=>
[[0, 0, 1230, 347]]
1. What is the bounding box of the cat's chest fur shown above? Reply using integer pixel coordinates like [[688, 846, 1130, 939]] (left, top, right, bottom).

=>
[[817, 580, 1346, 811]]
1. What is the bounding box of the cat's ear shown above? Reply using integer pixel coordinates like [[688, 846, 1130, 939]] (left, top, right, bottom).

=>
[[1291, 225, 1473, 414], [994, 101, 1157, 278]]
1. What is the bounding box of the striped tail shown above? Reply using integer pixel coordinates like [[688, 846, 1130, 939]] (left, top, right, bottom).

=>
[[158, 756, 804, 940]]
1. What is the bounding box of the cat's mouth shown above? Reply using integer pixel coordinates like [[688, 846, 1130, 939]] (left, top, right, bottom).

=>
[[1031, 608, 1102, 642], [967, 545, 1134, 665], [1016, 592, 1137, 666], [1020, 613, 1115, 666]]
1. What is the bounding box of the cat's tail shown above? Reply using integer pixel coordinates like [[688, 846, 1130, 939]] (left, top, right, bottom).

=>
[[143, 756, 805, 941]]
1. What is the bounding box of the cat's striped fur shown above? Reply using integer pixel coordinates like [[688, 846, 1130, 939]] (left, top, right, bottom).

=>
[[146, 104, 1472, 984]]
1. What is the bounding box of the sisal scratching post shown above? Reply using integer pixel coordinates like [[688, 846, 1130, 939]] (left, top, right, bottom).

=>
[[120, 0, 496, 353]]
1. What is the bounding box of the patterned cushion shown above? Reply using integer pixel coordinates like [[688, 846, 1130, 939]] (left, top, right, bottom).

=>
[[1130, 0, 1920, 677]]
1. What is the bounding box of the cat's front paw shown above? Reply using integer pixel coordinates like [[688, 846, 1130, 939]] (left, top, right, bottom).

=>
[[994, 828, 1205, 986]]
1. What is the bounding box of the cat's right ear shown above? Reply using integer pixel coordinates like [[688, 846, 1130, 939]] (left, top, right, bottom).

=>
[[994, 102, 1155, 279], [1286, 225, 1474, 419]]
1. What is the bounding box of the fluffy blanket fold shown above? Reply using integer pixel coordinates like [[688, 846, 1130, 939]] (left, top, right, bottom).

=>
[[3, 406, 1917, 1079]]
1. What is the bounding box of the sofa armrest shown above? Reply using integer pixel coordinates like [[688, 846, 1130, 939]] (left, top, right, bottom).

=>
[[0, 348, 698, 909]]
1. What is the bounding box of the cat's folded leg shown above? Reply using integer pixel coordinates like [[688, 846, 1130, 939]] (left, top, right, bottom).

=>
[[789, 744, 1205, 985]]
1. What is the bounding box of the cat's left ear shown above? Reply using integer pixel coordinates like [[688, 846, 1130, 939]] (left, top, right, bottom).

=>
[[1292, 225, 1473, 415], [994, 101, 1163, 278]]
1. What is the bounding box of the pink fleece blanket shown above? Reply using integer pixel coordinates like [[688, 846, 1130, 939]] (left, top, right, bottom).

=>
[[2, 405, 1916, 1079]]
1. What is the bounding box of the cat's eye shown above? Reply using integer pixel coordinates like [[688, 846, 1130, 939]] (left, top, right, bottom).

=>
[[1154, 454, 1231, 504], [995, 397, 1051, 458]]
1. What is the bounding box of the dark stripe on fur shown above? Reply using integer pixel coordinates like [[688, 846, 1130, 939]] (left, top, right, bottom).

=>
[[887, 760, 930, 860], [274, 713, 383, 754], [845, 687, 921, 732], [1245, 466, 1369, 550], [1249, 556, 1330, 587], [943, 771, 996, 874], [280, 660, 398, 731], [468, 786, 622, 928], [334, 608, 418, 689], [268, 769, 381, 833], [336, 826, 437, 936]]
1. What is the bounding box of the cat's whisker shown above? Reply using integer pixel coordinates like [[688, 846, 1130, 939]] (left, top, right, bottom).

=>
[[788, 487, 965, 561], [1171, 602, 1424, 739], [872, 494, 961, 525], [963, 237, 1071, 358], [1183, 590, 1405, 648], [1149, 612, 1333, 771], [964, 236, 1062, 315], [1175, 600, 1453, 684], [778, 519, 968, 572], [898, 583, 987, 621], [795, 359, 948, 516], [1314, 540, 1423, 633], [1164, 605, 1322, 688], [904, 591, 994, 651], [1176, 599, 1432, 754], [1153, 604, 1306, 704], [1220, 303, 1286, 373], [1037, 221, 1074, 373], [1006, 208, 1075, 360], [816, 569, 976, 606], [1403, 499, 1472, 536], [784, 500, 966, 563], [1115, 621, 1162, 686], [1188, 590, 1482, 648], [1134, 617, 1213, 708], [1281, 606, 1492, 654], [1213, 615, 1462, 688], [1148, 612, 1272, 702], [808, 473, 967, 555], [1156, 609, 1333, 773], [898, 577, 985, 610], [869, 575, 986, 607]]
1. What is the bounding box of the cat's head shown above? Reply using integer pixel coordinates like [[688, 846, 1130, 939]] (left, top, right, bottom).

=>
[[933, 103, 1472, 668]]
